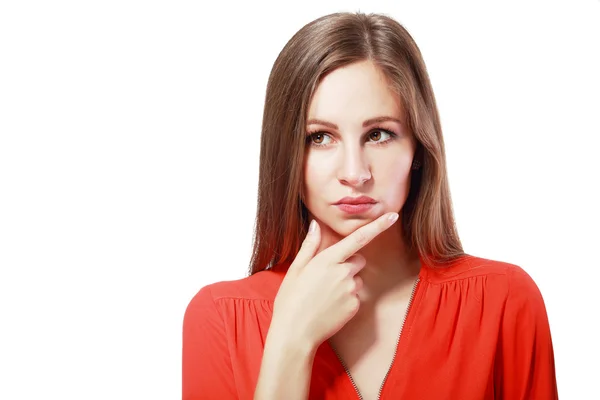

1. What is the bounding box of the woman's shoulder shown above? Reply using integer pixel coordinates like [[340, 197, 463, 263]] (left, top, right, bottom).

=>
[[186, 261, 290, 309], [424, 253, 534, 284], [423, 253, 547, 305], [183, 263, 291, 332]]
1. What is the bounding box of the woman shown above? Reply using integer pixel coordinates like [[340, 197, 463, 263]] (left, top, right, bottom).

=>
[[183, 11, 558, 400]]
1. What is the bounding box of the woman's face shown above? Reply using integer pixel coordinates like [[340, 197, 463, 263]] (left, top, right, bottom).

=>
[[303, 59, 417, 239]]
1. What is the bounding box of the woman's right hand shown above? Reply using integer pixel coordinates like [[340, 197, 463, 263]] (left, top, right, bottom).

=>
[[270, 212, 400, 351]]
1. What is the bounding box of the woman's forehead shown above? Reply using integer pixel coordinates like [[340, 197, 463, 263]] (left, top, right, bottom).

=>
[[307, 62, 405, 126]]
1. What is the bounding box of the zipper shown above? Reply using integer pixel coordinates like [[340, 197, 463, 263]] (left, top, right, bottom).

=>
[[329, 276, 421, 400]]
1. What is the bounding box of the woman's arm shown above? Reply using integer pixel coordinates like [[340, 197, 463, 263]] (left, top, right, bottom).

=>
[[253, 323, 317, 400], [182, 286, 237, 399], [494, 265, 559, 399]]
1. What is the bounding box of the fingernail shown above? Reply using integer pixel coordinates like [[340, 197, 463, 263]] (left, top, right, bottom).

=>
[[309, 219, 316, 233], [387, 213, 399, 223]]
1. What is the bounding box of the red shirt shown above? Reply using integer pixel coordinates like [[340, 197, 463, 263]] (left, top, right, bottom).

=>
[[182, 254, 558, 399]]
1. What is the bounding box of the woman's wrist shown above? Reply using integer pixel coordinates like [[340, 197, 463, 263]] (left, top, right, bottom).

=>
[[264, 321, 318, 360]]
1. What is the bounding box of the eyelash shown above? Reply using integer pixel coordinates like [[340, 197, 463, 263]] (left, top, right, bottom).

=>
[[305, 127, 398, 148]]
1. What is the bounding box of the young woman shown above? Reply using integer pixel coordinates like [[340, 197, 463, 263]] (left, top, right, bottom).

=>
[[183, 11, 558, 400]]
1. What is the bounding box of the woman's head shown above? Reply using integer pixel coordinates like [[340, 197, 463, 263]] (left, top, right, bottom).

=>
[[249, 12, 463, 275], [303, 59, 417, 241]]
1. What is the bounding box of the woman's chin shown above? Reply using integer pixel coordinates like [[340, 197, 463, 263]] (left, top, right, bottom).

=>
[[326, 217, 375, 237]]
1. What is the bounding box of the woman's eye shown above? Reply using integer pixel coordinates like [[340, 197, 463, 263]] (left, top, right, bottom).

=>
[[307, 129, 395, 147], [309, 133, 331, 145], [369, 130, 391, 142]]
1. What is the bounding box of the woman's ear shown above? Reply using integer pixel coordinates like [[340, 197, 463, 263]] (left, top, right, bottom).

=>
[[412, 143, 424, 170], [299, 179, 307, 204]]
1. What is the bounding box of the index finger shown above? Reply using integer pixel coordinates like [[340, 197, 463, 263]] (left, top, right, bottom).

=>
[[327, 212, 399, 262]]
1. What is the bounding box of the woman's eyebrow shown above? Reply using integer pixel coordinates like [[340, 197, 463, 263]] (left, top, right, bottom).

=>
[[306, 116, 402, 129]]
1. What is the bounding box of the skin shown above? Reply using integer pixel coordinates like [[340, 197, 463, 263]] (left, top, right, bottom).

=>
[[255, 59, 423, 400], [303, 59, 422, 305], [255, 213, 400, 400]]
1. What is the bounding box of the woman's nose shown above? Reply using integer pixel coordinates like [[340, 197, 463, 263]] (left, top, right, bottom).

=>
[[337, 145, 372, 186]]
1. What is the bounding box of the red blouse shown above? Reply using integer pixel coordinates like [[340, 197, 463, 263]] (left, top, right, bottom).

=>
[[182, 254, 558, 399]]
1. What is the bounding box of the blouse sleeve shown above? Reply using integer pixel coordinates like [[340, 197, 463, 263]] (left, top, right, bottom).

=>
[[182, 285, 238, 399], [494, 265, 559, 399]]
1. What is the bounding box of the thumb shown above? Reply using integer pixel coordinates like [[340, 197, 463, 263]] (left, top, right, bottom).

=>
[[288, 219, 321, 272]]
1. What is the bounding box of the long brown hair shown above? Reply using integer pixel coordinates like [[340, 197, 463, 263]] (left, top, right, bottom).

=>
[[248, 11, 464, 275]]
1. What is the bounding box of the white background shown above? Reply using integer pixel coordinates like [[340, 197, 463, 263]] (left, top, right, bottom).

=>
[[1, 0, 598, 399]]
